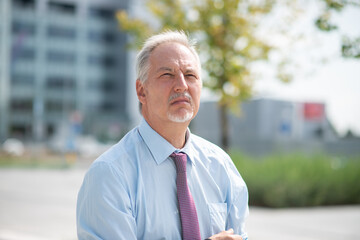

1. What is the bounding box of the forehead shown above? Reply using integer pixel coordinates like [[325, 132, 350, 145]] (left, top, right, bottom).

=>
[[149, 42, 199, 70]]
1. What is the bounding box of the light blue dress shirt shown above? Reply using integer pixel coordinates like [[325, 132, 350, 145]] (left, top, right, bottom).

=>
[[77, 118, 249, 239]]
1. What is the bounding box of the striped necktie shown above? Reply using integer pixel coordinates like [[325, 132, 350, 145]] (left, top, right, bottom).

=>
[[170, 152, 201, 240]]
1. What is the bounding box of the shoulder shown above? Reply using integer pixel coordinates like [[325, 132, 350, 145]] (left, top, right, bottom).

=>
[[86, 126, 143, 182], [190, 133, 247, 186], [97, 127, 141, 161], [189, 133, 235, 177], [190, 133, 231, 162]]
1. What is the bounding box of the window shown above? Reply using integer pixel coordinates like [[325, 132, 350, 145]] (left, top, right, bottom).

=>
[[46, 100, 75, 112], [45, 101, 62, 112], [89, 7, 115, 21], [88, 79, 116, 91], [101, 102, 116, 111], [88, 55, 117, 68], [88, 31, 117, 43], [11, 47, 35, 61], [13, 0, 35, 9], [11, 73, 35, 85], [47, 25, 76, 39], [47, 50, 76, 64], [101, 81, 115, 91], [48, 1, 76, 15], [10, 124, 32, 138], [47, 124, 55, 136], [12, 21, 36, 35], [10, 98, 33, 112], [46, 76, 75, 88]]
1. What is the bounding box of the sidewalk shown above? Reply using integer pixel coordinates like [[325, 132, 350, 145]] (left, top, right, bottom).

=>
[[0, 168, 359, 240], [246, 206, 360, 240]]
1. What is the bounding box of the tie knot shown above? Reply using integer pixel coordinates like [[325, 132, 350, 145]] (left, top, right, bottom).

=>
[[170, 152, 187, 173]]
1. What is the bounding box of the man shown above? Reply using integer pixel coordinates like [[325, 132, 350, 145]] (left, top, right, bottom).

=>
[[77, 30, 249, 240]]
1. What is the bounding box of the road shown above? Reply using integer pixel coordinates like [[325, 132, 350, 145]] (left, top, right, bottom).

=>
[[0, 168, 359, 240]]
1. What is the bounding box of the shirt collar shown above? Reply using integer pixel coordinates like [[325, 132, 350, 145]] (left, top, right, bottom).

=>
[[138, 118, 195, 165], [179, 130, 195, 165]]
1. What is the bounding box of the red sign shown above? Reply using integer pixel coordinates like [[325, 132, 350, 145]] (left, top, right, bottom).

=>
[[303, 103, 324, 121]]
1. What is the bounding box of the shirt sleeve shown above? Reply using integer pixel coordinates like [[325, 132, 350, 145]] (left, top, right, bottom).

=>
[[76, 161, 137, 240], [224, 157, 249, 240], [227, 190, 249, 240]]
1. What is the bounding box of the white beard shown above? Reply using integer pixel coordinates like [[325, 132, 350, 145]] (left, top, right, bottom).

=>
[[167, 110, 193, 123], [167, 92, 194, 123]]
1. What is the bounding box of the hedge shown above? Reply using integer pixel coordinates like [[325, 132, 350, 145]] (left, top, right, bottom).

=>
[[231, 152, 360, 208]]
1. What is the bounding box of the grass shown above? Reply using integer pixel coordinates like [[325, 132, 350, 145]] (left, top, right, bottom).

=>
[[2, 150, 359, 207], [231, 152, 360, 208], [0, 152, 76, 169]]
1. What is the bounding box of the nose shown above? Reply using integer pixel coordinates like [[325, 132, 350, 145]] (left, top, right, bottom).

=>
[[174, 73, 188, 92]]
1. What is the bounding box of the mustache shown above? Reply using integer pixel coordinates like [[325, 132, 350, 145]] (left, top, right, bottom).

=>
[[168, 92, 192, 103]]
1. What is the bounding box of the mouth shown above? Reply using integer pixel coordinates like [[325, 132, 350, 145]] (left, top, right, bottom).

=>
[[170, 97, 190, 105], [168, 93, 192, 106]]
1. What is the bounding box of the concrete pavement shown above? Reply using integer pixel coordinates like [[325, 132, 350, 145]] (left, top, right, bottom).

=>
[[246, 206, 360, 239], [0, 168, 83, 240], [0, 168, 359, 240]]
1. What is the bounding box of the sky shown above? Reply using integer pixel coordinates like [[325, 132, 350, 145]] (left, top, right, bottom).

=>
[[252, 2, 360, 136]]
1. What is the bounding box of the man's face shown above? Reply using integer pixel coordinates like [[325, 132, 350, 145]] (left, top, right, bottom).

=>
[[137, 42, 202, 125]]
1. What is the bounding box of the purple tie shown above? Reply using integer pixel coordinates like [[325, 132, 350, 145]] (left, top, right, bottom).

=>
[[170, 152, 201, 240]]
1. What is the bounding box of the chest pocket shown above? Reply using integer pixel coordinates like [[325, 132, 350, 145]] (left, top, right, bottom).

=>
[[208, 203, 227, 233]]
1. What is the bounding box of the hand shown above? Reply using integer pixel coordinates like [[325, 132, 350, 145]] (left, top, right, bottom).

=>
[[207, 228, 243, 240]]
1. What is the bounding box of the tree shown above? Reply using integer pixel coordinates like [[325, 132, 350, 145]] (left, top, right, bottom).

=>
[[315, 0, 360, 58], [116, 0, 297, 151]]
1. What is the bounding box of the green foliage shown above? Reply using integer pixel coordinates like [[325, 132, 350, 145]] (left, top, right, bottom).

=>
[[116, 0, 297, 150], [231, 152, 360, 208], [0, 153, 72, 169], [315, 13, 338, 31], [116, 0, 277, 108], [316, 0, 360, 58], [342, 37, 360, 58]]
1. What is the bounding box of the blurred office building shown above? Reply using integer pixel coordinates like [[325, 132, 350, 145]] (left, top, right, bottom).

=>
[[192, 99, 360, 156], [1, 0, 359, 157], [0, 0, 130, 143]]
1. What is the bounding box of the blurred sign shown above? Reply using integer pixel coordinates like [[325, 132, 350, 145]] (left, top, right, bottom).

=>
[[303, 103, 324, 121]]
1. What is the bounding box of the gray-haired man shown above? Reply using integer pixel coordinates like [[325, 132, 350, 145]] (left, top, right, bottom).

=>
[[77, 30, 249, 240]]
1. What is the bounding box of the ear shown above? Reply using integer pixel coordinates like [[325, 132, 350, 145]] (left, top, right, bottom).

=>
[[136, 79, 146, 105]]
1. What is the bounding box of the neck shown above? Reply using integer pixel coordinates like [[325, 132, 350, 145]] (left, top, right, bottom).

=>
[[143, 114, 189, 149]]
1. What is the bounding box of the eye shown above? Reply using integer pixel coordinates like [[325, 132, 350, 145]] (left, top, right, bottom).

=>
[[186, 74, 197, 79], [161, 73, 173, 77]]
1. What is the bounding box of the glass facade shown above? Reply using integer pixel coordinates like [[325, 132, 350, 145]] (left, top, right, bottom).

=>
[[0, 0, 129, 142]]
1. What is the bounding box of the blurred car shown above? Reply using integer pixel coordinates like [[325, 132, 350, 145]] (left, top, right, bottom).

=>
[[2, 138, 25, 156]]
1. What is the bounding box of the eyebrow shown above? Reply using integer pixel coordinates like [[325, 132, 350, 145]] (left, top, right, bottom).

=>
[[156, 66, 198, 75], [156, 67, 173, 73], [184, 68, 197, 74]]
